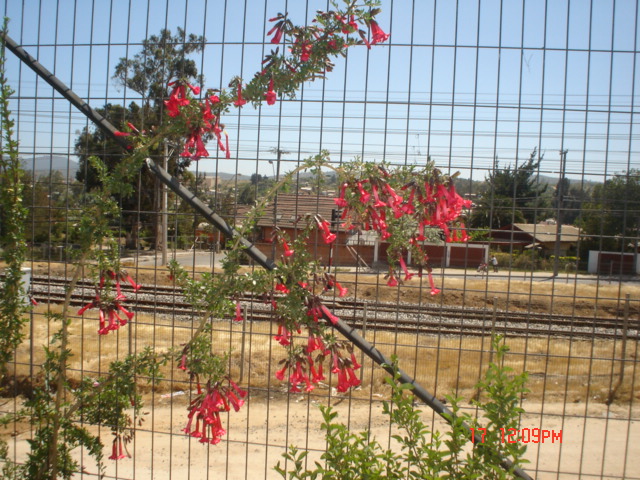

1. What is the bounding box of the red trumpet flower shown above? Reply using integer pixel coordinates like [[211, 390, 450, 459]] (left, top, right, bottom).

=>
[[108, 436, 128, 460], [268, 19, 285, 44], [234, 83, 247, 107], [369, 20, 390, 45], [282, 239, 294, 257], [316, 217, 336, 244], [265, 78, 277, 105], [183, 379, 247, 445], [334, 182, 349, 207], [234, 301, 244, 322]]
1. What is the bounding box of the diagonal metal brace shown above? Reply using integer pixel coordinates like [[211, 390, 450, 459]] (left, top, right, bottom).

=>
[[2, 31, 533, 480]]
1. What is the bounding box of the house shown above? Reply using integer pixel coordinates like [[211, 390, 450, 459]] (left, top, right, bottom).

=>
[[235, 193, 487, 268], [235, 193, 357, 265], [345, 230, 487, 268], [490, 222, 581, 256]]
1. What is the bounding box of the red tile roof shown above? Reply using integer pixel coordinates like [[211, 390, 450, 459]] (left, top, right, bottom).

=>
[[235, 193, 339, 228]]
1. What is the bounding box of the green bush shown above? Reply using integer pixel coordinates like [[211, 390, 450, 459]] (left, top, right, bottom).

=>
[[275, 336, 530, 480]]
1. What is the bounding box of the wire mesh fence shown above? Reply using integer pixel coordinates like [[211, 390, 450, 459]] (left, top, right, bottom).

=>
[[1, 0, 639, 479]]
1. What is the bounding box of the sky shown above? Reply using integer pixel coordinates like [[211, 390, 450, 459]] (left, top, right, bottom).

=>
[[3, 0, 639, 186]]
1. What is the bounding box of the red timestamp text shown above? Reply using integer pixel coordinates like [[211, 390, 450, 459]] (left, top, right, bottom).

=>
[[470, 427, 562, 444]]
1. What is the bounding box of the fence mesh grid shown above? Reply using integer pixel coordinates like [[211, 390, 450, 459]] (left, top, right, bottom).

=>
[[1, 0, 639, 479]]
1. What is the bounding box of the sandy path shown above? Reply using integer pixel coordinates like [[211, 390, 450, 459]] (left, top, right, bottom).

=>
[[7, 391, 638, 480]]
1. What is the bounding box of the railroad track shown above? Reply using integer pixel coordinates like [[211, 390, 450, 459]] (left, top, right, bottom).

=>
[[29, 276, 639, 341]]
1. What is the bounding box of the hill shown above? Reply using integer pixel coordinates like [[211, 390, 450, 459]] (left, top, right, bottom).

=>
[[20, 155, 78, 178]]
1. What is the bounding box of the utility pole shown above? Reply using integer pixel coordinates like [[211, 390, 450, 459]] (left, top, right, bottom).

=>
[[269, 147, 289, 260], [161, 140, 170, 266], [553, 149, 568, 277]]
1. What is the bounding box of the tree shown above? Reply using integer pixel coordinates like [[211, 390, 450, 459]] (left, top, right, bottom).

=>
[[552, 178, 592, 226], [75, 29, 205, 249], [21, 170, 73, 245], [581, 170, 640, 251], [112, 28, 205, 106], [238, 174, 275, 205], [469, 148, 548, 229]]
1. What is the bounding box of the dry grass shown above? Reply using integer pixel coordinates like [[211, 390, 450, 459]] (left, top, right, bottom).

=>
[[9, 261, 639, 406], [27, 261, 640, 319], [10, 301, 639, 405], [338, 272, 640, 319]]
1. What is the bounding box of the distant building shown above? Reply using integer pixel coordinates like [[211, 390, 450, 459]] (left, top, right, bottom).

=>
[[490, 223, 581, 256], [235, 192, 486, 268], [198, 173, 220, 192], [235, 192, 345, 263]]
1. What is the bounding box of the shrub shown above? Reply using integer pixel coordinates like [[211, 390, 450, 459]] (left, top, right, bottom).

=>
[[275, 336, 530, 480]]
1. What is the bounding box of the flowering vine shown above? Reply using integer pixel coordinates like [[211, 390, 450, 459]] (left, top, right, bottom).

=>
[[6, 0, 469, 461], [335, 159, 472, 293], [77, 269, 140, 335], [14, 0, 450, 463], [167, 143, 472, 450], [117, 1, 389, 170]]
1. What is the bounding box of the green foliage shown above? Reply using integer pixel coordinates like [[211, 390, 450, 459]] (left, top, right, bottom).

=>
[[558, 182, 593, 226], [0, 144, 167, 477], [276, 336, 530, 480], [581, 169, 640, 250], [238, 174, 276, 205], [275, 405, 404, 480], [75, 348, 163, 433], [240, 1, 383, 107], [16, 336, 106, 480], [470, 149, 548, 229], [509, 252, 542, 271], [471, 340, 529, 478], [76, 28, 206, 249], [0, 18, 29, 381], [495, 252, 580, 272], [112, 28, 205, 103], [74, 103, 164, 249]]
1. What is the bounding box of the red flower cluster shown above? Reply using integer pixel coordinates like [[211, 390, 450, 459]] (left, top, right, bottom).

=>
[[77, 269, 139, 335], [108, 435, 130, 460], [278, 9, 388, 66], [275, 336, 361, 393], [106, 269, 141, 296], [180, 128, 209, 159], [183, 379, 247, 445], [335, 171, 471, 294], [164, 81, 200, 117], [261, 275, 358, 393], [336, 14, 359, 34], [336, 177, 470, 241], [276, 354, 323, 392], [162, 81, 232, 162], [330, 347, 362, 393], [274, 323, 299, 346]]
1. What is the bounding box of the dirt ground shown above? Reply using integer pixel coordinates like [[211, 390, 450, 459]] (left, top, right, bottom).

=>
[[4, 392, 639, 480], [4, 261, 639, 478]]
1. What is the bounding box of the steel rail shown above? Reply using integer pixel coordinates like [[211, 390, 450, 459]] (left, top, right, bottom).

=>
[[32, 275, 640, 339], [34, 287, 638, 342], [2, 32, 533, 480], [30, 276, 638, 332]]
